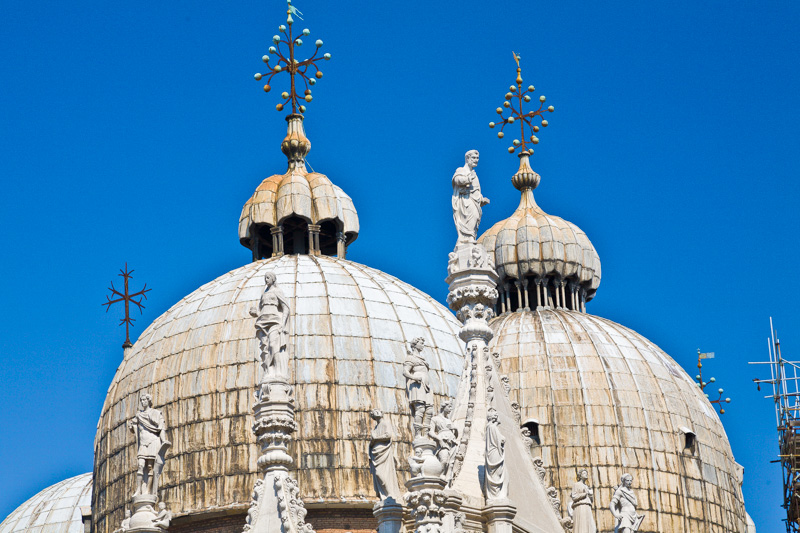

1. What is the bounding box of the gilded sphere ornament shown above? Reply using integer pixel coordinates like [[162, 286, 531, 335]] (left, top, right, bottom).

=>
[[508, 147, 515, 153], [507, 116, 515, 123], [281, 91, 290, 99], [304, 89, 311, 95], [303, 28, 310, 36], [489, 122, 496, 128], [533, 125, 539, 132], [309, 79, 316, 85], [523, 95, 531, 102], [498, 132, 504, 138], [505, 93, 513, 100], [539, 95, 546, 102], [496, 107, 503, 114], [304, 95, 313, 102], [262, 55, 269, 63], [276, 103, 284, 111], [279, 25, 286, 32], [315, 39, 323, 47], [273, 35, 280, 43], [255, 73, 263, 80], [299, 105, 306, 112], [263, 84, 271, 93], [548, 106, 554, 112], [315, 71, 323, 79], [295, 38, 303, 46], [509, 85, 516, 92], [503, 101, 511, 108], [324, 53, 331, 60], [541, 120, 548, 127], [528, 85, 535, 92]]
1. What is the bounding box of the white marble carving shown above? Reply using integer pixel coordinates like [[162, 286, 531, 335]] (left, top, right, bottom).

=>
[[609, 474, 644, 533], [452, 150, 489, 244], [403, 337, 434, 438], [152, 503, 171, 531], [127, 391, 170, 497], [569, 470, 596, 533], [243, 479, 263, 531], [429, 400, 458, 477], [369, 409, 402, 501], [249, 271, 291, 380], [484, 409, 508, 500]]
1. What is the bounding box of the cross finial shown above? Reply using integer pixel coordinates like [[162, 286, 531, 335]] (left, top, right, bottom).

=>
[[253, 0, 331, 115], [489, 54, 555, 155], [103, 263, 151, 348]]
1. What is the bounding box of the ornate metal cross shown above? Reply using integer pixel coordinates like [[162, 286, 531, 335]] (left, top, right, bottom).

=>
[[254, 0, 331, 115], [489, 52, 555, 155], [103, 263, 151, 348]]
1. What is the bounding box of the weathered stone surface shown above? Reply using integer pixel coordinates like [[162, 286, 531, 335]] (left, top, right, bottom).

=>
[[0, 473, 92, 533], [93, 255, 465, 533], [490, 309, 747, 532]]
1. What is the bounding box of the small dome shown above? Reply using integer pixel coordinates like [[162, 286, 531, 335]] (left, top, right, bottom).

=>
[[93, 255, 465, 533], [0, 473, 92, 533], [479, 153, 600, 312], [239, 115, 359, 260], [490, 309, 747, 532]]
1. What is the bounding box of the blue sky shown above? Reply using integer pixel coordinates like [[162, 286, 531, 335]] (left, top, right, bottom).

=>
[[1, 0, 798, 530]]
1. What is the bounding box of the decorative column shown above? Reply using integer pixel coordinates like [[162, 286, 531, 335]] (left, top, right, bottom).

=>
[[534, 277, 543, 309], [521, 279, 530, 311], [336, 231, 347, 259], [244, 271, 314, 533], [514, 281, 523, 312], [271, 226, 284, 257], [308, 224, 320, 256]]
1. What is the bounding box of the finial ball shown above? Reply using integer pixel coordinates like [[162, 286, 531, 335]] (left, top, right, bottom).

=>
[[497, 132, 504, 139], [303, 28, 310, 36], [262, 55, 269, 63], [503, 101, 511, 108], [274, 65, 282, 72], [255, 73, 263, 80], [315, 71, 323, 79], [541, 120, 548, 127], [548, 105, 554, 112], [304, 95, 313, 102], [279, 25, 286, 32], [316, 39, 323, 47], [273, 35, 281, 43], [507, 116, 515, 123], [295, 38, 303, 46], [508, 147, 515, 153], [489, 122, 495, 128], [276, 103, 284, 111], [309, 79, 316, 85], [523, 95, 531, 102], [323, 53, 331, 60], [269, 46, 277, 54], [531, 136, 539, 144], [300, 105, 306, 112], [281, 91, 290, 99], [263, 84, 271, 93], [528, 85, 535, 92], [533, 125, 539, 132], [509, 85, 517, 92], [505, 93, 513, 100], [512, 139, 520, 146], [539, 95, 546, 102], [496, 107, 503, 114]]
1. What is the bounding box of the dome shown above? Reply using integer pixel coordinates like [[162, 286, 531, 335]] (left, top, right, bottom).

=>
[[489, 309, 747, 532], [0, 474, 92, 533], [239, 115, 359, 260], [92, 255, 465, 533], [479, 153, 600, 312]]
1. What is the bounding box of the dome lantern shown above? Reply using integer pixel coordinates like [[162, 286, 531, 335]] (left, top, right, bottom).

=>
[[479, 55, 600, 314], [240, 14, 358, 262]]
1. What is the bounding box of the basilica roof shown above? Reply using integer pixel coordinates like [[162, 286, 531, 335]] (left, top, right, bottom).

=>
[[0, 473, 92, 533], [92, 255, 465, 533], [489, 309, 747, 532]]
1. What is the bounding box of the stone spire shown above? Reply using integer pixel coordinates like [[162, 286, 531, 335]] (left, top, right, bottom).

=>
[[444, 151, 566, 533]]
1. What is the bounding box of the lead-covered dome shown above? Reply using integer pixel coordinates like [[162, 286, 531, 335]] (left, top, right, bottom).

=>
[[479, 154, 600, 312], [239, 115, 359, 260], [0, 473, 92, 533], [93, 255, 465, 533], [490, 309, 747, 532]]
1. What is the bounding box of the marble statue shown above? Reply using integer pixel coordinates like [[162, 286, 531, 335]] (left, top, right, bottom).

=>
[[484, 408, 507, 500], [520, 427, 534, 457], [453, 512, 467, 533], [127, 391, 170, 496], [249, 271, 291, 380], [429, 400, 458, 475], [403, 337, 434, 437], [452, 150, 489, 243], [368, 409, 402, 501], [609, 474, 644, 533], [244, 479, 263, 531], [570, 469, 597, 533], [152, 502, 172, 531]]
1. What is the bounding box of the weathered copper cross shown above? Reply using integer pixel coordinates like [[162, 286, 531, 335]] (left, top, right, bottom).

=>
[[103, 263, 151, 348]]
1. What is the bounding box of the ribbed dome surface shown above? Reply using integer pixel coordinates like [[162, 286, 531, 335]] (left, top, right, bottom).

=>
[[489, 310, 746, 532], [238, 170, 359, 246], [93, 255, 465, 533], [479, 189, 600, 296], [0, 474, 92, 533]]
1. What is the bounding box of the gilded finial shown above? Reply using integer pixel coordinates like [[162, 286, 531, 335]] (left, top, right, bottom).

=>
[[489, 53, 554, 155], [253, 0, 330, 115]]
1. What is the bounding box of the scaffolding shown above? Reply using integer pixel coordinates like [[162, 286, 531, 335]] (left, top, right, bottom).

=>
[[751, 318, 800, 532]]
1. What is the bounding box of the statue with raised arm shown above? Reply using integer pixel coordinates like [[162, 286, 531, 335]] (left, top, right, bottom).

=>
[[452, 150, 489, 244], [484, 409, 507, 500], [249, 271, 291, 380], [368, 409, 402, 501], [609, 474, 644, 533], [429, 400, 458, 475], [403, 337, 434, 438], [570, 469, 597, 533], [127, 391, 171, 497]]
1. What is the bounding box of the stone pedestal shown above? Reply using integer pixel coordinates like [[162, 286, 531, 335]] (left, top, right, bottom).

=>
[[405, 476, 449, 533], [484, 500, 516, 533], [244, 379, 314, 533], [373, 500, 404, 533], [126, 495, 159, 533]]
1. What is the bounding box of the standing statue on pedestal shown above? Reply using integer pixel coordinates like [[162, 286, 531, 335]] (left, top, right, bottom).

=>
[[609, 474, 644, 533], [369, 409, 402, 501], [249, 271, 291, 380], [429, 400, 458, 476], [127, 391, 171, 496], [569, 469, 597, 533], [403, 337, 434, 438], [484, 408, 507, 500], [452, 150, 489, 244]]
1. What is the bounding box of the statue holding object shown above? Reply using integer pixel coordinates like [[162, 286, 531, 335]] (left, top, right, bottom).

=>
[[368, 409, 403, 501], [403, 337, 434, 438], [127, 391, 171, 497], [249, 271, 291, 380], [452, 150, 489, 244], [609, 474, 644, 533]]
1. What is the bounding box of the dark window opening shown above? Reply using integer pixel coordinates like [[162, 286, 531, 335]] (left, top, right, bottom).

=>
[[318, 220, 340, 256], [283, 216, 309, 255], [683, 431, 696, 453]]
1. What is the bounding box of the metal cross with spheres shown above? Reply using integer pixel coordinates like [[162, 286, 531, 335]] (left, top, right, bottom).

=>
[[254, 0, 331, 115], [489, 52, 555, 155]]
